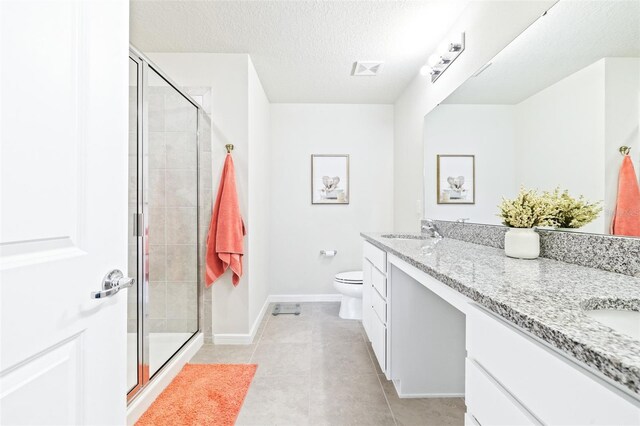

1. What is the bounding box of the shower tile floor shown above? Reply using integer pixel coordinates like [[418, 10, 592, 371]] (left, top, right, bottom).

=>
[[190, 302, 465, 425]]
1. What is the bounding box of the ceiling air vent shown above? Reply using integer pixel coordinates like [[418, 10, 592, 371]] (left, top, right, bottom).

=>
[[352, 61, 383, 76]]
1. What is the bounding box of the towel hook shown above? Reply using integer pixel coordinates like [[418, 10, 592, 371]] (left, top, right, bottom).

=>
[[225, 144, 234, 153], [620, 146, 631, 156]]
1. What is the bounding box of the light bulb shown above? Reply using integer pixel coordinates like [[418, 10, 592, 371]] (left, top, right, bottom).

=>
[[437, 40, 451, 56], [427, 54, 441, 68]]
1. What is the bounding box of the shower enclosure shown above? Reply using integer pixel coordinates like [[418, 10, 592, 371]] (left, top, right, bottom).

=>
[[127, 47, 210, 402]]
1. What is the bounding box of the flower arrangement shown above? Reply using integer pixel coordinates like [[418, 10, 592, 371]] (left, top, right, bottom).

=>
[[498, 187, 603, 229], [498, 187, 556, 228], [544, 188, 602, 229]]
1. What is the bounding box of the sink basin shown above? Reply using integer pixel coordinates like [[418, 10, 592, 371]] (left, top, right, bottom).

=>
[[584, 309, 640, 340], [381, 233, 428, 240]]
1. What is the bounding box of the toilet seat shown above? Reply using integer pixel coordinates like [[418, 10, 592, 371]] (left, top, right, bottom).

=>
[[334, 271, 363, 285]]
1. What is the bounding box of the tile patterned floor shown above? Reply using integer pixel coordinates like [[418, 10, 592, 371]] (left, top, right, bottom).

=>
[[191, 302, 465, 425]]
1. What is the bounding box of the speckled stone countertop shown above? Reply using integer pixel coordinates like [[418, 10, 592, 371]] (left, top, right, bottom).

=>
[[361, 232, 640, 397]]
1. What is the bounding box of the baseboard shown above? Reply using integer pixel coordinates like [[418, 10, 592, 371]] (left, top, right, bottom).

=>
[[268, 293, 341, 303], [212, 297, 270, 345], [126, 332, 204, 425], [211, 294, 341, 344], [392, 380, 464, 399], [397, 392, 465, 398], [392, 379, 463, 399]]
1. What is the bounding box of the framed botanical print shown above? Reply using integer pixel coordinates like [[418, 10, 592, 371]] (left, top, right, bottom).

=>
[[437, 155, 475, 204], [311, 154, 349, 204]]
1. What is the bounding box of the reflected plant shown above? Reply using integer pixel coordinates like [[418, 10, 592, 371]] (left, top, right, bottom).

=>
[[544, 188, 602, 229]]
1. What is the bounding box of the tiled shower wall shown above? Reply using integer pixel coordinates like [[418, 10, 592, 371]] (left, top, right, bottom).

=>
[[194, 97, 213, 343], [127, 83, 213, 336], [146, 85, 199, 334], [127, 83, 212, 339]]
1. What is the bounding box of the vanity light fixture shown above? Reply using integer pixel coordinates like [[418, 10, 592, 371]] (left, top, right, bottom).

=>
[[420, 32, 465, 83]]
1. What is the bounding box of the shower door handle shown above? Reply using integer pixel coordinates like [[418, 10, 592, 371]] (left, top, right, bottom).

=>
[[91, 269, 135, 299]]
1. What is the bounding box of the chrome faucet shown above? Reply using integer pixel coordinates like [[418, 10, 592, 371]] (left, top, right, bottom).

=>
[[421, 219, 443, 239]]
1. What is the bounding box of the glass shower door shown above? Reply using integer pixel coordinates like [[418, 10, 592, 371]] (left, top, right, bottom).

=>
[[127, 57, 141, 397], [127, 49, 201, 403], [146, 66, 199, 378]]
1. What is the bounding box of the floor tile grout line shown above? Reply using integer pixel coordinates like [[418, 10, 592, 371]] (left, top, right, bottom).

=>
[[307, 305, 313, 421], [308, 321, 313, 422], [375, 370, 398, 426], [235, 310, 274, 424], [364, 339, 398, 426], [248, 304, 274, 363], [197, 303, 465, 425]]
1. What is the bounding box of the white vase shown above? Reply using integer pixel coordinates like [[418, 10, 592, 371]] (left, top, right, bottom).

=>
[[504, 228, 540, 259]]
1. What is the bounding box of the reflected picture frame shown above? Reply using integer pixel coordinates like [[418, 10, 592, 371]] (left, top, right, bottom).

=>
[[311, 154, 350, 204], [437, 155, 475, 204]]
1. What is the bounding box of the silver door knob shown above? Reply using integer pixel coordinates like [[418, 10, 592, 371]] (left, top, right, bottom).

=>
[[91, 269, 135, 299]]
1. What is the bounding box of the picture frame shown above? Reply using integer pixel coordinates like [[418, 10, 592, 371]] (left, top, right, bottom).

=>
[[311, 154, 350, 204], [437, 155, 475, 204]]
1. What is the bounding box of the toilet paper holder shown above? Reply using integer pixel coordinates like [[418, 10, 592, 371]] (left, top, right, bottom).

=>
[[320, 250, 337, 257]]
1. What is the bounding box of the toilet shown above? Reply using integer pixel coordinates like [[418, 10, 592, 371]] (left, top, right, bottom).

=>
[[333, 271, 363, 320]]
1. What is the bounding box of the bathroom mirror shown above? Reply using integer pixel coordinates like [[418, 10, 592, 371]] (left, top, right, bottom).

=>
[[423, 0, 640, 237]]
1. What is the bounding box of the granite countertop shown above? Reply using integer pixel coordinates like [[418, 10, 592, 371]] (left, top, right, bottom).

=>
[[361, 232, 640, 397]]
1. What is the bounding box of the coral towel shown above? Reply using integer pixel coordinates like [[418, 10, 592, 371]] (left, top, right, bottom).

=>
[[611, 155, 640, 237], [206, 153, 245, 287]]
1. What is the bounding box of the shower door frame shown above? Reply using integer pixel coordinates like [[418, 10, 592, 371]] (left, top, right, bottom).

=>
[[128, 46, 203, 403]]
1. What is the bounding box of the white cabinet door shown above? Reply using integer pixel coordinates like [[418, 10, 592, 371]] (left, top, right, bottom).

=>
[[468, 306, 640, 425], [372, 287, 387, 324], [371, 265, 387, 298], [371, 313, 386, 373], [1, 1, 129, 424], [362, 259, 373, 340], [364, 241, 386, 272], [466, 359, 538, 426]]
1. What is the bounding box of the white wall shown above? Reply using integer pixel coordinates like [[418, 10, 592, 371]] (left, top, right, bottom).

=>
[[424, 105, 517, 225], [394, 1, 556, 231], [269, 104, 394, 296], [247, 57, 271, 327], [515, 59, 606, 233], [148, 53, 270, 336], [604, 58, 640, 230]]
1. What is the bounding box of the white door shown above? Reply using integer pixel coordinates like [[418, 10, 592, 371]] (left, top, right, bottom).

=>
[[1, 1, 129, 425]]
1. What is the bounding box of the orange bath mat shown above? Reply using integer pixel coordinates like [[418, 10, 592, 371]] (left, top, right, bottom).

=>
[[136, 364, 257, 426]]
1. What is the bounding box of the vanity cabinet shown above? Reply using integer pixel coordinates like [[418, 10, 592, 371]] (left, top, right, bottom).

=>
[[466, 305, 640, 425], [361, 237, 640, 424], [362, 241, 388, 374]]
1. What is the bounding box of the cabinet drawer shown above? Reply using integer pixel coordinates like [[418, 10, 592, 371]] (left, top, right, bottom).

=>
[[466, 358, 537, 426], [467, 305, 640, 425], [372, 287, 386, 324], [371, 313, 386, 373], [364, 241, 387, 273], [362, 261, 373, 340], [371, 266, 386, 298], [464, 413, 479, 426]]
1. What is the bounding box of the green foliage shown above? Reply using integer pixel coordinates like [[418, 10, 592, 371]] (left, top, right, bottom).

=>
[[498, 187, 602, 229], [544, 188, 603, 228], [498, 187, 556, 228]]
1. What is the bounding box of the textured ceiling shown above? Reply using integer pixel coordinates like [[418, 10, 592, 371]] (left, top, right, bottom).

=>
[[444, 0, 640, 105], [130, 0, 469, 103]]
